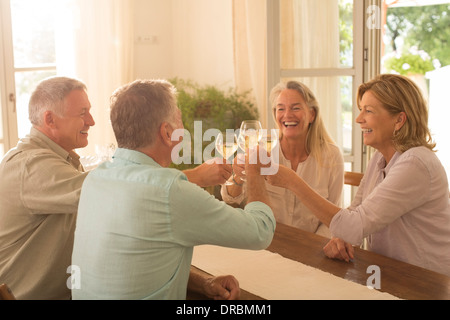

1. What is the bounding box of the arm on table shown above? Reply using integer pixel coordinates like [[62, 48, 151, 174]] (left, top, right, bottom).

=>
[[265, 165, 354, 262], [323, 237, 355, 262], [187, 266, 240, 300]]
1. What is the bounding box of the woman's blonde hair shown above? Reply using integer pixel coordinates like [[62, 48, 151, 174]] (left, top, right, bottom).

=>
[[110, 79, 179, 149], [357, 74, 435, 153], [269, 81, 338, 168]]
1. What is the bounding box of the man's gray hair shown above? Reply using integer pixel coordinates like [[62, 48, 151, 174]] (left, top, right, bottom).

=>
[[110, 79, 178, 149], [29, 76, 87, 126]]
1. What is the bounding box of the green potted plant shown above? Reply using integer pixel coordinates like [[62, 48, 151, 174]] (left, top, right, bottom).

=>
[[168, 78, 259, 194]]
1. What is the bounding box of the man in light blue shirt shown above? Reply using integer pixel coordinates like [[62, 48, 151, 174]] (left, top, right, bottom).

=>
[[72, 79, 275, 300]]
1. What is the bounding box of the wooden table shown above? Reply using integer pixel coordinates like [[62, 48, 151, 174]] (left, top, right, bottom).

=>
[[190, 223, 450, 300]]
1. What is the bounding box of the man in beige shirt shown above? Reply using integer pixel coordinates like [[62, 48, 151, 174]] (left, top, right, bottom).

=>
[[0, 77, 94, 299]]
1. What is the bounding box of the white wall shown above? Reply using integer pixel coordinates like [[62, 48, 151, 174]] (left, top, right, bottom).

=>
[[133, 0, 173, 80], [133, 0, 235, 89], [427, 65, 450, 179]]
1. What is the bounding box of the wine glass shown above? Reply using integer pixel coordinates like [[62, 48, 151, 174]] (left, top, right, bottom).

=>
[[259, 129, 279, 153], [237, 120, 263, 152], [215, 131, 238, 185], [237, 120, 263, 181]]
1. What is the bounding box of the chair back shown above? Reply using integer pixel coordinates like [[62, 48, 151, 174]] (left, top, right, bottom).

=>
[[0, 283, 16, 300], [344, 171, 363, 187]]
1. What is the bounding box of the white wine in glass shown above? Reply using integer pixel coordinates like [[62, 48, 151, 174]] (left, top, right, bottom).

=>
[[215, 131, 238, 185], [237, 120, 263, 152], [237, 120, 263, 181], [259, 129, 279, 153]]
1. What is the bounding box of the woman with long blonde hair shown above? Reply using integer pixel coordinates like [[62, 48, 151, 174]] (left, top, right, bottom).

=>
[[222, 81, 344, 237]]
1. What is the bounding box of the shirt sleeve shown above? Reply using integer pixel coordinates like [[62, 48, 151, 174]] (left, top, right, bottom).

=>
[[220, 183, 246, 205], [21, 151, 87, 214], [169, 176, 276, 250], [330, 153, 431, 245]]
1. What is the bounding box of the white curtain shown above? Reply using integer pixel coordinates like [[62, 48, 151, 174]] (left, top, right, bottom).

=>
[[55, 0, 135, 156], [233, 0, 341, 144], [285, 0, 341, 145], [232, 0, 267, 128]]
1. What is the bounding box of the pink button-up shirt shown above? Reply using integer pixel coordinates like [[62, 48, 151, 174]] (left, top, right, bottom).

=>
[[331, 147, 450, 277]]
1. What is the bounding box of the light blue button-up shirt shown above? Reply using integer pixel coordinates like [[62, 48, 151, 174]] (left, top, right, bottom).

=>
[[72, 148, 275, 300]]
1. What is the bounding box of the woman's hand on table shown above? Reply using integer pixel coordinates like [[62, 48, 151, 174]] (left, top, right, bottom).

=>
[[323, 237, 355, 263]]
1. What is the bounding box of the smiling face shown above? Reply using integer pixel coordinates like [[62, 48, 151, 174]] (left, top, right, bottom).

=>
[[275, 89, 316, 141], [356, 90, 400, 156], [53, 89, 95, 152]]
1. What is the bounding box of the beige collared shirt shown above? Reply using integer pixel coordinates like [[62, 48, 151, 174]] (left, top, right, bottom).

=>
[[221, 143, 344, 237], [0, 127, 88, 299]]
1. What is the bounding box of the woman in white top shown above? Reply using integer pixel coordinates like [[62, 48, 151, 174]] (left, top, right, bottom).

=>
[[265, 74, 450, 277], [221, 81, 344, 237]]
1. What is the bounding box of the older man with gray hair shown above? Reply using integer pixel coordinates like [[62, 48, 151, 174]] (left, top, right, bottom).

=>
[[72, 79, 275, 300], [0, 77, 95, 299]]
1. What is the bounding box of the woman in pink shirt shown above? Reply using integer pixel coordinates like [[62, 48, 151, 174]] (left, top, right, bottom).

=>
[[266, 74, 450, 277]]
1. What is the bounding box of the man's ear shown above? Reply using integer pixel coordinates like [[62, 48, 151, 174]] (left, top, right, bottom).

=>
[[43, 111, 57, 128], [160, 122, 173, 147]]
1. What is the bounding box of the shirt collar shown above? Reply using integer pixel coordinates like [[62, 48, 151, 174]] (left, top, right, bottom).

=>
[[376, 150, 401, 178], [30, 126, 79, 160], [112, 148, 162, 168]]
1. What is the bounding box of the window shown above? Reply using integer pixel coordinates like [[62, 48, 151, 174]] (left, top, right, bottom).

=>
[[0, 0, 57, 158], [381, 0, 450, 178], [1, 0, 134, 160], [267, 0, 366, 206]]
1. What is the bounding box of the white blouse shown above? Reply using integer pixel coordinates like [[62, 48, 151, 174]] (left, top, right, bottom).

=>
[[221, 143, 344, 237], [330, 147, 450, 277]]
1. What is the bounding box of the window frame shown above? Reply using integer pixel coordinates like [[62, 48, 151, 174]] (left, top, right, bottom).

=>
[[265, 0, 382, 175], [0, 0, 58, 157], [0, 0, 18, 153]]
